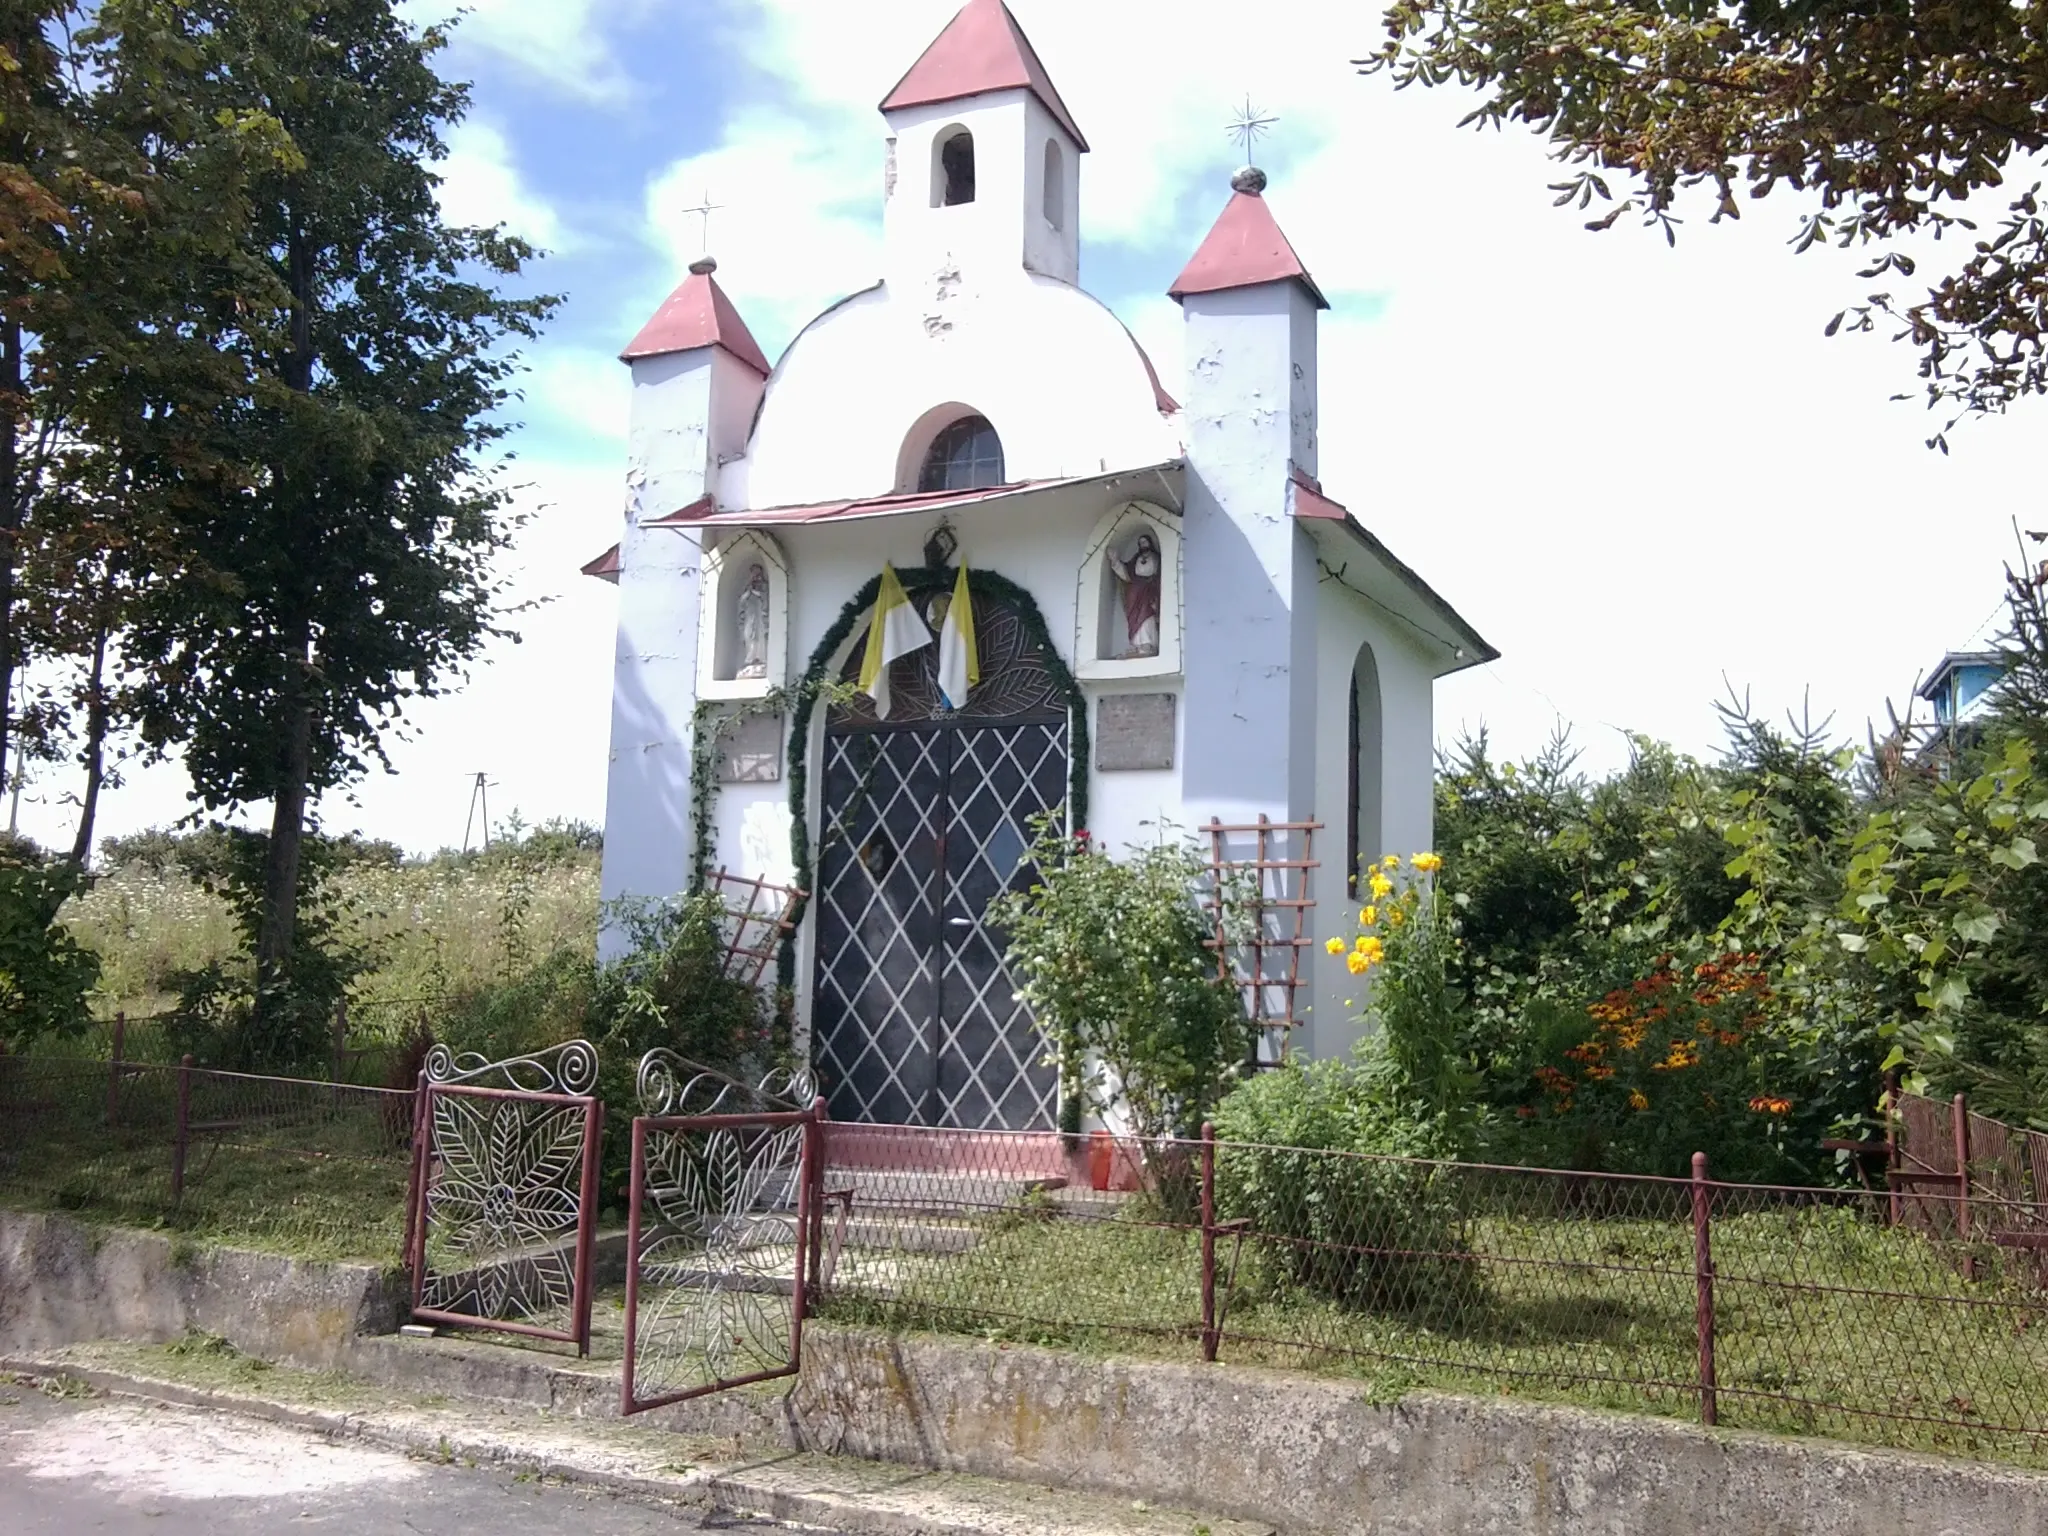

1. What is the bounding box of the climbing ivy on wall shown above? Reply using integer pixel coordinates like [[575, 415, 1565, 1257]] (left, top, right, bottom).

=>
[[777, 564, 1090, 989]]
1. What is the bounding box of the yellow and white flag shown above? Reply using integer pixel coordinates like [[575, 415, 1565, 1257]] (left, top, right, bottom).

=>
[[936, 562, 979, 711], [857, 562, 931, 720]]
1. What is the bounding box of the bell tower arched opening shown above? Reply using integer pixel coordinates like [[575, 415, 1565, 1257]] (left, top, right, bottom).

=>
[[934, 127, 976, 206]]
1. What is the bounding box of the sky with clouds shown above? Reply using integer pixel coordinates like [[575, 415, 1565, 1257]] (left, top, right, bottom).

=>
[[21, 0, 2044, 855]]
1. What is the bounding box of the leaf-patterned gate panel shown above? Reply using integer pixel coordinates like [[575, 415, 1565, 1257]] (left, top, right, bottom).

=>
[[623, 1053, 818, 1414], [409, 1040, 603, 1352]]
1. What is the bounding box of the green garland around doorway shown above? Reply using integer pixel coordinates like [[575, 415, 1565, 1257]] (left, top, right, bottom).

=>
[[776, 564, 1090, 992]]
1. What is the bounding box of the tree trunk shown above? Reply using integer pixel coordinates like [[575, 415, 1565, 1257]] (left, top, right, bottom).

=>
[[255, 649, 313, 995], [254, 207, 319, 1002], [67, 621, 109, 871], [0, 314, 24, 799]]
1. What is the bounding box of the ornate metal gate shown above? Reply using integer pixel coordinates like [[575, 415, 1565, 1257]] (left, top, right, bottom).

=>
[[622, 1052, 820, 1415], [408, 1041, 603, 1353], [813, 588, 1069, 1131]]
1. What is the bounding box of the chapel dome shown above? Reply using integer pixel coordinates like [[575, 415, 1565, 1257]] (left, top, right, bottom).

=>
[[729, 271, 1182, 511]]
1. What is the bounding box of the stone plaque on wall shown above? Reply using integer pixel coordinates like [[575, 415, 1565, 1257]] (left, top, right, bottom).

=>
[[1095, 693, 1176, 772], [719, 712, 783, 783]]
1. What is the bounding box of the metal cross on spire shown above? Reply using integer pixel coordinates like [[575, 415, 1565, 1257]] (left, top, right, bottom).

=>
[[1226, 95, 1278, 165], [682, 187, 724, 256]]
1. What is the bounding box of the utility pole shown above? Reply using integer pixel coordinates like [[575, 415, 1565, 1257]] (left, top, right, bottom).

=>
[[463, 771, 492, 853]]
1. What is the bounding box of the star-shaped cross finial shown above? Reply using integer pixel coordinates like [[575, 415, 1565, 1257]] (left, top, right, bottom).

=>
[[1227, 95, 1277, 165]]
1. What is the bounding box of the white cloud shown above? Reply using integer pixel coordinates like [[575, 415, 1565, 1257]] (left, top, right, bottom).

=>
[[58, 1, 2027, 853], [642, 111, 886, 356], [402, 0, 642, 104], [522, 348, 631, 446], [436, 117, 564, 249], [681, 0, 2045, 775]]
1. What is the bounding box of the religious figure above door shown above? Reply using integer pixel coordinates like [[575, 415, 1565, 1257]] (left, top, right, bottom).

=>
[[1075, 500, 1181, 681]]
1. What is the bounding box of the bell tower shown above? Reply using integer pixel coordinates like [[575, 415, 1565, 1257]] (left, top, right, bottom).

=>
[[878, 0, 1085, 289]]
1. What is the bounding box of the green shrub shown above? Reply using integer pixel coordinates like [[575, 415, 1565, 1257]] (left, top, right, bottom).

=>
[[1211, 1057, 1476, 1315], [0, 847, 100, 1051], [990, 819, 1253, 1140]]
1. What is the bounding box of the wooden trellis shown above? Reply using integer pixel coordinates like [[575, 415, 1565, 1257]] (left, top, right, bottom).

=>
[[709, 868, 807, 987], [1203, 817, 1321, 1065]]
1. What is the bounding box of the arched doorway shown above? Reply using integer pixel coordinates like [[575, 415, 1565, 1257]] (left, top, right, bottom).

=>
[[811, 582, 1071, 1129]]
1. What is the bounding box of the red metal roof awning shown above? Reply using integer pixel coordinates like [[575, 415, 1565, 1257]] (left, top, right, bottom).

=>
[[643, 461, 1185, 530]]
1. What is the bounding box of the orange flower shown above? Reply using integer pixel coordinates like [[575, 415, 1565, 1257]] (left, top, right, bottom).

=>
[[1748, 1096, 1793, 1116]]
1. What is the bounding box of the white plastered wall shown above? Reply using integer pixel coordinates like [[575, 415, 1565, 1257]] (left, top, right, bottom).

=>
[[1306, 571, 1440, 1061], [698, 481, 1186, 1031], [600, 346, 764, 957], [1177, 279, 1321, 828]]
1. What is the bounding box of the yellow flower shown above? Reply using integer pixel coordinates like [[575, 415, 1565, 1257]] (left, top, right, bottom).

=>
[[1325, 937, 1347, 956], [1382, 854, 1400, 869], [1388, 907, 1406, 927], [1359, 905, 1378, 926], [1628, 1090, 1649, 1112], [1345, 950, 1372, 975], [1411, 852, 1443, 874], [1354, 935, 1385, 962], [1369, 872, 1394, 900]]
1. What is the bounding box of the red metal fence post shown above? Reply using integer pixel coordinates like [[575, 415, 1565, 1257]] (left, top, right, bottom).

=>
[[1953, 1092, 1973, 1241], [573, 1094, 603, 1357], [105, 1011, 126, 1127], [405, 1076, 433, 1294], [1691, 1151, 1717, 1427], [1200, 1122, 1218, 1363], [401, 1070, 428, 1274], [621, 1116, 648, 1416], [1883, 1068, 1900, 1227], [331, 996, 348, 1084], [171, 1054, 194, 1206], [790, 1100, 818, 1376], [806, 1097, 829, 1305]]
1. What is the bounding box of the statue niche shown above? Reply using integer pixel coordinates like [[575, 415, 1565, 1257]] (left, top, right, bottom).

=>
[[1076, 501, 1179, 682], [699, 531, 788, 699]]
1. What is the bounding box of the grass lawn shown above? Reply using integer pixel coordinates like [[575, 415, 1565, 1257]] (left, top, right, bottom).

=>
[[0, 1066, 412, 1264], [817, 1195, 2048, 1468]]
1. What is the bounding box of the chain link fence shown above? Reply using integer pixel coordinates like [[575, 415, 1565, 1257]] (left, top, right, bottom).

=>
[[0, 1055, 417, 1259], [8, 1055, 2048, 1465], [811, 1122, 2048, 1465]]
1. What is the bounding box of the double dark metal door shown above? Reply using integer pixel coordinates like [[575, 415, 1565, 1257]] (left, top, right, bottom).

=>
[[814, 716, 1066, 1130]]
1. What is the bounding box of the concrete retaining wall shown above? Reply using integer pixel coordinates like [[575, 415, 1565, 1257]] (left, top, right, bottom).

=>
[[10, 1205, 2048, 1534], [773, 1330, 2048, 1536], [0, 1209, 403, 1368]]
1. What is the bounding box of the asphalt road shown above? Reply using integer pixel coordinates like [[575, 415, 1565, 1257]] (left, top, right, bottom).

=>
[[0, 1386, 796, 1533]]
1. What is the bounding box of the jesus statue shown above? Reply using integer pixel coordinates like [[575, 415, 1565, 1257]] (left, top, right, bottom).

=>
[[1106, 532, 1161, 659]]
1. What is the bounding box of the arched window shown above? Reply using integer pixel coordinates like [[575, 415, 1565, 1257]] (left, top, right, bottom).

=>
[[935, 128, 976, 207], [1042, 139, 1064, 229], [1347, 644, 1383, 898], [919, 416, 1005, 492]]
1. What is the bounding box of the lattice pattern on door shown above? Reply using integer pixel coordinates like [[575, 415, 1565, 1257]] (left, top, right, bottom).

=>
[[813, 720, 1066, 1130]]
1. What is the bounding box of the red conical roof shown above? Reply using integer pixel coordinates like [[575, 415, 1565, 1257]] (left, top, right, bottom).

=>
[[1168, 184, 1328, 310], [881, 0, 1088, 151], [620, 259, 772, 375]]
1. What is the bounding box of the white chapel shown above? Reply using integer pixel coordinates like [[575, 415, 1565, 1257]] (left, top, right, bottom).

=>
[[588, 0, 1494, 1131]]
